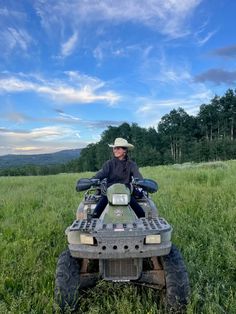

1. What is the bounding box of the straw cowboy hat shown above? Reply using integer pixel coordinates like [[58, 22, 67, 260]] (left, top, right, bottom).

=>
[[108, 137, 134, 149]]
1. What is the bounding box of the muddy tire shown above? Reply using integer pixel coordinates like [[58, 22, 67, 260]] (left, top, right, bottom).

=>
[[161, 245, 190, 312], [54, 250, 81, 312]]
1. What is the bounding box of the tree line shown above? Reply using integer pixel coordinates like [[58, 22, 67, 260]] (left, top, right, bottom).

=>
[[1, 88, 236, 176]]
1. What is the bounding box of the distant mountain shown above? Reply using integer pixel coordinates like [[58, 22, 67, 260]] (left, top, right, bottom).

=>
[[0, 149, 81, 169]]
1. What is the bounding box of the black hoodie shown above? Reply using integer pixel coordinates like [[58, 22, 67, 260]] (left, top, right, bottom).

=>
[[93, 157, 143, 187]]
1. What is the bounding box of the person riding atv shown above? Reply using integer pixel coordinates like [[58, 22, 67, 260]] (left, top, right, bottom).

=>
[[54, 138, 190, 312], [91, 137, 145, 219]]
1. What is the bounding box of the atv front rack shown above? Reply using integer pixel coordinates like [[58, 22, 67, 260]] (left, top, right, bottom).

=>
[[70, 217, 170, 233]]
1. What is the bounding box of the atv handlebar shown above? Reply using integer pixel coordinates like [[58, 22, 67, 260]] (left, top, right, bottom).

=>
[[76, 178, 100, 192], [76, 178, 158, 193], [133, 178, 158, 193]]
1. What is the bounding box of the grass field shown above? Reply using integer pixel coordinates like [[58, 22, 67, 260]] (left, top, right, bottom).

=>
[[0, 161, 236, 314]]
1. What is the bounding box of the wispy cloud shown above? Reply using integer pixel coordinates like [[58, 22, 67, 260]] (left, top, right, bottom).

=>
[[3, 109, 124, 130], [0, 27, 33, 55], [93, 41, 153, 65], [0, 5, 32, 55], [57, 112, 81, 122], [56, 111, 124, 128], [193, 19, 218, 46], [0, 119, 125, 155], [0, 0, 207, 61], [61, 32, 78, 57], [195, 30, 217, 46], [35, 0, 203, 39], [93, 46, 104, 63], [135, 88, 213, 127], [0, 72, 120, 105], [0, 126, 64, 140], [159, 67, 191, 84], [140, 52, 192, 87], [1, 112, 31, 123], [0, 7, 26, 19], [0, 125, 88, 155]]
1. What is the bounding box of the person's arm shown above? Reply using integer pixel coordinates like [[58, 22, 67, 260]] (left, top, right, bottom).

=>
[[92, 160, 110, 180], [131, 161, 143, 180]]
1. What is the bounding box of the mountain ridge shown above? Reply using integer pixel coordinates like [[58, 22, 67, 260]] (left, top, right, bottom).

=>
[[0, 149, 82, 168]]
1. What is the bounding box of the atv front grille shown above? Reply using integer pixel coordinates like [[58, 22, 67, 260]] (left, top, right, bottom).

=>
[[102, 258, 142, 281]]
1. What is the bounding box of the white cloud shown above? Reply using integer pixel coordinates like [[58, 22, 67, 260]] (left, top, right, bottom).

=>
[[14, 146, 42, 153], [140, 52, 192, 89], [160, 68, 191, 84], [195, 29, 218, 46], [0, 125, 89, 155], [1, 126, 63, 141], [3, 109, 125, 129], [3, 112, 30, 123], [35, 0, 203, 39], [137, 90, 213, 115], [93, 46, 104, 62], [65, 71, 105, 90], [0, 5, 32, 54], [0, 72, 120, 105], [58, 112, 81, 121], [0, 77, 34, 92], [0, 7, 26, 19], [193, 19, 218, 46], [135, 88, 214, 127], [61, 32, 78, 57], [0, 27, 33, 53], [0, 7, 11, 16]]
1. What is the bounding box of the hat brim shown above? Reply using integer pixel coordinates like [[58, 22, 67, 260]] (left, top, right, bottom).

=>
[[108, 144, 134, 150]]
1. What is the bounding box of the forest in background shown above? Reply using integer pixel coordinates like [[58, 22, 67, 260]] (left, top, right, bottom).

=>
[[1, 88, 236, 176]]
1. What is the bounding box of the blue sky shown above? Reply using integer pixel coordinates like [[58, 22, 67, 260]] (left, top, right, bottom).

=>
[[0, 0, 236, 156]]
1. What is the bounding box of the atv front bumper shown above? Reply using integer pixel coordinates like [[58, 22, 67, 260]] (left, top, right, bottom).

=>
[[67, 217, 172, 259]]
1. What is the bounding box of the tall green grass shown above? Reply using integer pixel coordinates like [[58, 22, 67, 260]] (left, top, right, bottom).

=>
[[0, 162, 235, 313]]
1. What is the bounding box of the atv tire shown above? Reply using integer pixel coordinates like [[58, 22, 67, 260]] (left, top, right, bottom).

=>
[[161, 245, 190, 312], [54, 250, 81, 312]]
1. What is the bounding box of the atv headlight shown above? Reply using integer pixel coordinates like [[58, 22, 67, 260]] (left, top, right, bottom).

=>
[[67, 230, 81, 244], [80, 233, 94, 245], [145, 234, 161, 244], [112, 194, 129, 205]]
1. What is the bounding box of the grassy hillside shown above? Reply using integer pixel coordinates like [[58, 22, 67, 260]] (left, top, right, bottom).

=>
[[0, 161, 236, 313]]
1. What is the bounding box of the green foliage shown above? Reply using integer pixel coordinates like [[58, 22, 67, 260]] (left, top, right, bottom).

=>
[[0, 161, 236, 313]]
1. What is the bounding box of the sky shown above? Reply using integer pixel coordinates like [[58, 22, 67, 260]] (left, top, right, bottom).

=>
[[0, 0, 236, 156]]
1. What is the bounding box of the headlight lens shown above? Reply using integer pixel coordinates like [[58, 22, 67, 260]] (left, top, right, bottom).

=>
[[112, 194, 129, 205], [68, 231, 95, 245], [80, 233, 94, 245], [145, 234, 161, 244], [67, 231, 81, 244]]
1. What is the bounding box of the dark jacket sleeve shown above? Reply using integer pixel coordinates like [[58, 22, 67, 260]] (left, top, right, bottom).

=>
[[131, 161, 143, 180], [92, 160, 110, 180]]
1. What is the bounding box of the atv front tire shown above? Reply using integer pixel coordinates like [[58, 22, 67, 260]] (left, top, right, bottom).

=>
[[161, 245, 190, 312], [54, 250, 81, 312]]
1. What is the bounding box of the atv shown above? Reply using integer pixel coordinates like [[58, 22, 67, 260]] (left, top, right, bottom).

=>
[[54, 178, 190, 312]]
